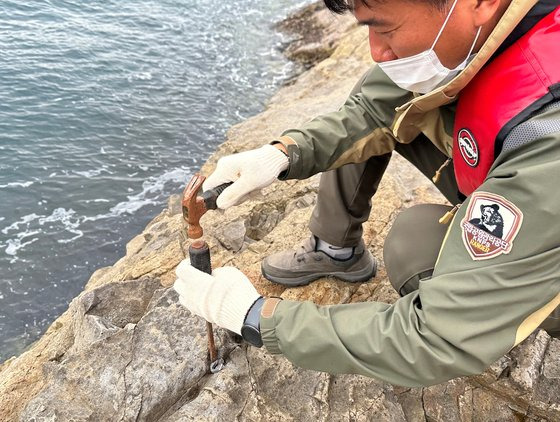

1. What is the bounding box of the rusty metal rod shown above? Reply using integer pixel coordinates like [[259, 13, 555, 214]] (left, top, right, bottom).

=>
[[206, 322, 217, 363]]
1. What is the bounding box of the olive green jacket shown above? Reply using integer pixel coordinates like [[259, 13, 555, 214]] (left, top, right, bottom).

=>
[[260, 0, 560, 387]]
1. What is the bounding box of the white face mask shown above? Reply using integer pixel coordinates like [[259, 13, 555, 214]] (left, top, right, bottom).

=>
[[378, 0, 482, 93]]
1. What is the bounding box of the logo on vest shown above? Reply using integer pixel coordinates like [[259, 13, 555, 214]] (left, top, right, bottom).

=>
[[461, 192, 523, 260], [457, 128, 479, 167]]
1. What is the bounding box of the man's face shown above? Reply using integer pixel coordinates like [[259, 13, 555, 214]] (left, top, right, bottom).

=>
[[354, 0, 484, 68]]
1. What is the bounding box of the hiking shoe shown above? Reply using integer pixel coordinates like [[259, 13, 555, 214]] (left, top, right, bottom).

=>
[[261, 236, 376, 286]]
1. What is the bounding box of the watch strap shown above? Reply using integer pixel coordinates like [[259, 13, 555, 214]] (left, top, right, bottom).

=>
[[241, 297, 265, 347]]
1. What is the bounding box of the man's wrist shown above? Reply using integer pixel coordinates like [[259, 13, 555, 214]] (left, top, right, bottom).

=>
[[272, 142, 288, 156], [269, 137, 302, 180]]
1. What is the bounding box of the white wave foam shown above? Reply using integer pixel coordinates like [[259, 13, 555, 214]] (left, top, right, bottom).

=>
[[84, 167, 191, 221], [127, 72, 152, 82], [1, 168, 191, 259], [1, 208, 84, 259], [110, 167, 189, 216], [73, 166, 113, 178], [2, 213, 42, 235], [5, 232, 40, 256], [0, 181, 34, 189], [83, 198, 110, 204], [73, 169, 104, 178]]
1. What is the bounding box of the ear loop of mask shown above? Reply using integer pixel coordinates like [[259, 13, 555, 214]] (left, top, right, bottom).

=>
[[431, 0, 482, 68], [430, 0, 460, 51], [464, 26, 482, 63]]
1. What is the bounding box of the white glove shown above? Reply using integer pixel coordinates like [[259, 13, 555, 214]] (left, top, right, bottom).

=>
[[202, 144, 289, 209], [173, 259, 261, 335]]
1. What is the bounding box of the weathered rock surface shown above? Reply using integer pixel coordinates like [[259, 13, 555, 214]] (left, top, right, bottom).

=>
[[1, 3, 559, 421]]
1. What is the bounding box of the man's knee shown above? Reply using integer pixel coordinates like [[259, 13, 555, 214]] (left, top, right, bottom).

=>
[[383, 204, 452, 296]]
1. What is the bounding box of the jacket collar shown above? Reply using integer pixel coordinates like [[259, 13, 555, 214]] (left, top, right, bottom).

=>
[[393, 0, 542, 139]]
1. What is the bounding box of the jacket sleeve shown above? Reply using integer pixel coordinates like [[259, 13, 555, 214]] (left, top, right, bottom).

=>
[[260, 113, 560, 387], [277, 65, 413, 180]]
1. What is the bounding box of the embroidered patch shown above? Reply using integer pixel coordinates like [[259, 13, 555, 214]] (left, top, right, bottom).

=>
[[457, 128, 479, 167], [461, 192, 523, 260]]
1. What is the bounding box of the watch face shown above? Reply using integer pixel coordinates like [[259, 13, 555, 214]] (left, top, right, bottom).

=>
[[241, 325, 263, 348]]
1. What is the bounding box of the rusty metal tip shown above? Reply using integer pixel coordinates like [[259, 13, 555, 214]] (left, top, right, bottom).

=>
[[191, 239, 206, 249]]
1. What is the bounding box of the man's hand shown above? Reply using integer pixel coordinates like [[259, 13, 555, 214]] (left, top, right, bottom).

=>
[[202, 144, 289, 209], [173, 259, 261, 335]]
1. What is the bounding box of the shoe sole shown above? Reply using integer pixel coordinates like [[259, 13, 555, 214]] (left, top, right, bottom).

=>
[[261, 258, 377, 287]]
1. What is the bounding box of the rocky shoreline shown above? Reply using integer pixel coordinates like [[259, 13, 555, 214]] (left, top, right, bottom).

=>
[[1, 3, 559, 421]]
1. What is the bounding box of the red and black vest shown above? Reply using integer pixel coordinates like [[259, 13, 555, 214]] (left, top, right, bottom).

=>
[[453, 6, 560, 196]]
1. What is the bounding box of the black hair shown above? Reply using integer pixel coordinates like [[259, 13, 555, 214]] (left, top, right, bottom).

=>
[[323, 0, 356, 14], [323, 0, 449, 14]]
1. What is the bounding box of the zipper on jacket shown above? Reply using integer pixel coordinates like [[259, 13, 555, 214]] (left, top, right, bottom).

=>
[[432, 157, 452, 183], [439, 203, 461, 224]]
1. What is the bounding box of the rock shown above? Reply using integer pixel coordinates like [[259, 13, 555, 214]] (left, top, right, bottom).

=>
[[245, 204, 284, 241], [216, 219, 246, 252], [125, 233, 148, 256], [284, 192, 317, 215], [164, 347, 408, 421], [275, 2, 356, 68], [21, 279, 214, 422], [167, 194, 182, 216], [470, 331, 560, 420]]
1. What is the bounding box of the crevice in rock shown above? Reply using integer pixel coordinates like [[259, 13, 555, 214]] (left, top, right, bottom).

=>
[[236, 381, 254, 420], [244, 347, 258, 397], [421, 388, 430, 421], [48, 351, 65, 363], [155, 374, 206, 421], [245, 204, 285, 242], [243, 192, 317, 243], [498, 364, 512, 380], [120, 325, 137, 422], [156, 339, 242, 420], [322, 374, 333, 421], [135, 393, 144, 422], [469, 385, 475, 417], [536, 334, 552, 378]]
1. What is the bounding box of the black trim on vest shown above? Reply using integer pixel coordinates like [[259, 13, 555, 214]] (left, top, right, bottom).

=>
[[494, 88, 558, 159], [550, 82, 560, 99]]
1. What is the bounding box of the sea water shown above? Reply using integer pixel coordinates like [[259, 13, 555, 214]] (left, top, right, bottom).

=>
[[0, 0, 311, 360]]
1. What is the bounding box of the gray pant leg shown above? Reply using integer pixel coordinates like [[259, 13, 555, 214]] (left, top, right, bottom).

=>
[[308, 68, 460, 247], [383, 204, 451, 295], [310, 134, 461, 247], [309, 155, 390, 247]]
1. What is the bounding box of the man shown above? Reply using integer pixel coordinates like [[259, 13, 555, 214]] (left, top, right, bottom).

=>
[[174, 0, 560, 386]]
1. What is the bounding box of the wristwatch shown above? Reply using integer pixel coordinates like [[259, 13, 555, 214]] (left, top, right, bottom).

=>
[[241, 297, 265, 347]]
